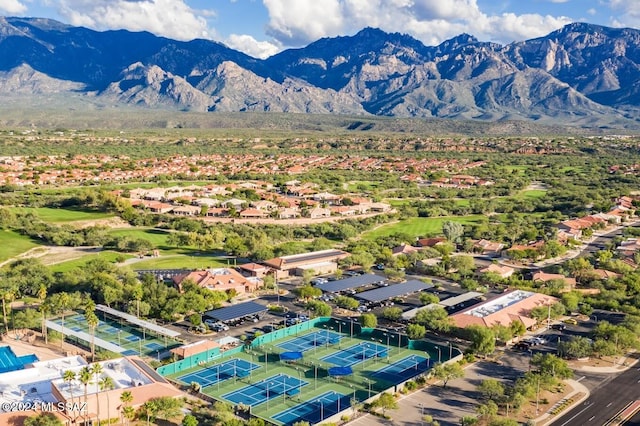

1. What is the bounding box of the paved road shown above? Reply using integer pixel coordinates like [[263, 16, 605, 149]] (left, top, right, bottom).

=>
[[554, 363, 640, 426]]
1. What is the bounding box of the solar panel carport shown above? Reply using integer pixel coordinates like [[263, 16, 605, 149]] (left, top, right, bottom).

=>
[[204, 301, 268, 322], [315, 274, 383, 293], [356, 280, 433, 303], [439, 292, 484, 307]]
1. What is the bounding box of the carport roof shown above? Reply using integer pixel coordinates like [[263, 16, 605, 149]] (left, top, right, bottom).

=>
[[204, 301, 268, 322], [316, 273, 382, 293], [439, 292, 484, 307], [356, 279, 433, 303]]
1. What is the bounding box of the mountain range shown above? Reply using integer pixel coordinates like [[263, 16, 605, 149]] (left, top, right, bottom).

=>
[[0, 17, 639, 128]]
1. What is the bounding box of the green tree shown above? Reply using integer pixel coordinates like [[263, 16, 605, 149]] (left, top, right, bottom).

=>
[[120, 390, 133, 426], [477, 379, 505, 401], [451, 255, 475, 276], [558, 336, 592, 359], [419, 292, 439, 306], [85, 307, 99, 362], [305, 300, 332, 317], [415, 306, 452, 332], [373, 392, 398, 416], [381, 307, 403, 321], [406, 323, 426, 340], [182, 414, 199, 426], [62, 370, 76, 409], [431, 362, 464, 388], [467, 325, 496, 356], [531, 353, 573, 379], [334, 296, 360, 310], [442, 221, 464, 243], [360, 313, 377, 328], [24, 413, 64, 426], [476, 400, 498, 423], [294, 285, 322, 300]]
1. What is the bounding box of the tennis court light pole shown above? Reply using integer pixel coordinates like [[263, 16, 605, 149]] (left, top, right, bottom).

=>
[[437, 346, 441, 364], [318, 399, 324, 421]]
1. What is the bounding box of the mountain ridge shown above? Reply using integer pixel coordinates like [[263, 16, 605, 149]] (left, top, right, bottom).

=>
[[0, 17, 639, 128]]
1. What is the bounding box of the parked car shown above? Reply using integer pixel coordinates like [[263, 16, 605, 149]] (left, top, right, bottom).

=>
[[563, 318, 578, 325], [514, 342, 530, 351], [551, 323, 566, 331], [375, 263, 385, 270]]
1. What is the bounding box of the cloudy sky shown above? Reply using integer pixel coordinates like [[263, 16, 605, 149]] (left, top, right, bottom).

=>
[[0, 0, 638, 58]]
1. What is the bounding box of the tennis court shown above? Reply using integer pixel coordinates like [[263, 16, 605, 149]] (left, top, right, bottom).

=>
[[51, 312, 181, 358], [372, 355, 430, 384], [273, 390, 350, 425], [223, 373, 308, 406], [321, 342, 388, 367], [178, 359, 259, 388], [278, 330, 342, 353]]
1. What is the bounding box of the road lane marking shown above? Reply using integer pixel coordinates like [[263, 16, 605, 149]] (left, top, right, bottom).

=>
[[561, 402, 594, 426], [607, 403, 613, 407], [577, 376, 586, 382], [589, 416, 595, 421]]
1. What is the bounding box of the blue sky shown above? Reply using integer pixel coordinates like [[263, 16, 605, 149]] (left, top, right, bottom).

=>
[[1, 0, 638, 58]]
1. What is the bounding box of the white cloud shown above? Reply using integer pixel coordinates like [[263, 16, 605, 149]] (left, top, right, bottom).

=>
[[56, 0, 214, 41], [605, 0, 640, 28], [263, 0, 345, 44], [226, 34, 281, 59], [262, 0, 574, 48], [0, 0, 28, 14]]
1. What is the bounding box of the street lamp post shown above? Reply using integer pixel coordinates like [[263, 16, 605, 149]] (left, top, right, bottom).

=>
[[350, 318, 354, 338], [436, 346, 441, 364], [419, 403, 424, 425], [449, 341, 453, 360]]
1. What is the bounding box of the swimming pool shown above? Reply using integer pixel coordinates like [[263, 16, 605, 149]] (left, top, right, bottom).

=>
[[0, 346, 38, 373]]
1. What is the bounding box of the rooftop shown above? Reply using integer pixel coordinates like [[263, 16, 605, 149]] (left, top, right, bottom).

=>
[[463, 290, 534, 318], [0, 356, 87, 412]]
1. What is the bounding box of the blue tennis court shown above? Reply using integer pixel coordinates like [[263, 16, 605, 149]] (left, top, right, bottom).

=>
[[104, 326, 119, 334], [321, 342, 388, 367], [178, 359, 259, 388], [372, 355, 429, 384], [146, 342, 164, 351], [278, 331, 342, 352], [125, 335, 140, 342], [223, 373, 308, 406], [273, 391, 350, 425]]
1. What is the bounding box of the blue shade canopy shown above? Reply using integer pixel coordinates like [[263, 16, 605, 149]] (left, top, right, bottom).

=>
[[279, 351, 303, 361], [204, 301, 268, 322]]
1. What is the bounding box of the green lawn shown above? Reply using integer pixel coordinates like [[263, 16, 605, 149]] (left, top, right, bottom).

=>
[[0, 230, 41, 262], [364, 215, 485, 239], [517, 189, 547, 199], [131, 254, 228, 270], [109, 228, 173, 248], [49, 251, 134, 273], [346, 181, 380, 192], [10, 207, 115, 223]]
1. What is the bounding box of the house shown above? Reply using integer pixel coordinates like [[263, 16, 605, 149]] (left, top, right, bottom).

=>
[[171, 205, 201, 216], [313, 192, 340, 204], [479, 264, 515, 279], [472, 239, 505, 257], [278, 207, 300, 219], [239, 208, 268, 219], [416, 237, 446, 248], [366, 202, 392, 213], [331, 206, 356, 216], [592, 269, 621, 280], [532, 271, 576, 292], [238, 263, 270, 279], [392, 244, 421, 256], [309, 207, 331, 219], [251, 200, 278, 211], [450, 290, 558, 329], [173, 268, 261, 295], [263, 249, 350, 278], [223, 198, 246, 210], [616, 238, 640, 256], [133, 200, 174, 214]]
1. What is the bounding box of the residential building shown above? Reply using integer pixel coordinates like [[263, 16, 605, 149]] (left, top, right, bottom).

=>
[[478, 264, 515, 279], [173, 268, 262, 295], [450, 290, 558, 329], [263, 249, 350, 278]]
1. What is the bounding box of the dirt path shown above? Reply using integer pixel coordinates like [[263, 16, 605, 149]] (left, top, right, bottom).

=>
[[0, 245, 103, 268]]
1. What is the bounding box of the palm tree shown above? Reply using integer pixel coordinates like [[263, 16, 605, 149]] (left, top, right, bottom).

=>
[[91, 363, 103, 422], [99, 376, 114, 425], [53, 292, 71, 350], [85, 310, 99, 362], [1, 286, 15, 335], [62, 370, 76, 420], [39, 299, 51, 344], [122, 406, 135, 426], [78, 366, 93, 424], [120, 390, 133, 426]]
